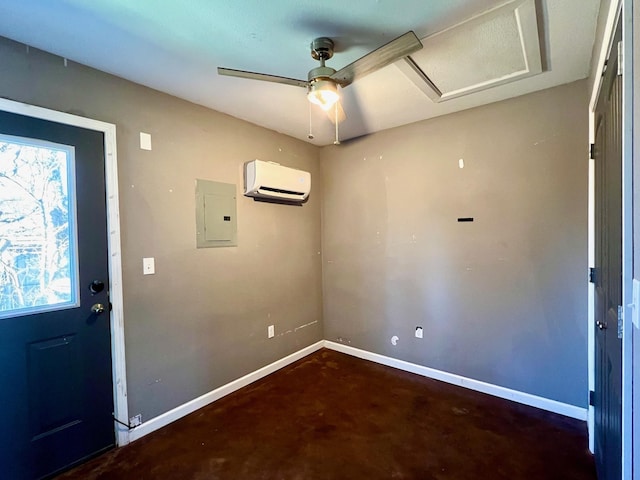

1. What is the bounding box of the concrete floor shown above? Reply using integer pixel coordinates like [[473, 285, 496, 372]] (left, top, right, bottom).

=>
[[56, 349, 595, 479]]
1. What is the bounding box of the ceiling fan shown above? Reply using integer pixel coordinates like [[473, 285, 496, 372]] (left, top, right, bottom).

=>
[[217, 31, 423, 126]]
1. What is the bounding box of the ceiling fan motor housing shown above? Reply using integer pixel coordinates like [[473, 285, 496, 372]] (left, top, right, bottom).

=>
[[308, 65, 336, 83]]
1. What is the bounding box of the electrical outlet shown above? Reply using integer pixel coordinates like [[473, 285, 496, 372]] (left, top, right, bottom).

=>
[[129, 414, 142, 427], [143, 257, 155, 275], [268, 325, 275, 338], [415, 326, 423, 339]]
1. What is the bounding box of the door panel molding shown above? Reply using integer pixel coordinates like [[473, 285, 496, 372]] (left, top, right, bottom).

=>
[[0, 98, 129, 446]]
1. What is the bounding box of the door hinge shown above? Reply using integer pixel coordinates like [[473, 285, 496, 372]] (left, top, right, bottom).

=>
[[617, 305, 623, 338], [589, 267, 597, 283], [589, 143, 595, 159], [589, 390, 595, 406], [617, 41, 623, 76]]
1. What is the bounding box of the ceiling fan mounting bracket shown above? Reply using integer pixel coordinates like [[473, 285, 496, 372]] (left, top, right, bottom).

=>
[[310, 37, 335, 61]]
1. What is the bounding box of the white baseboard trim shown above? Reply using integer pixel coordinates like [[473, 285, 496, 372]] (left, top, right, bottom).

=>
[[324, 341, 588, 421], [128, 341, 324, 442], [128, 338, 586, 443]]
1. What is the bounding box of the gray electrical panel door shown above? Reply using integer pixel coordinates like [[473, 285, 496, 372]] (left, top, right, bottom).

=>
[[196, 179, 237, 247]]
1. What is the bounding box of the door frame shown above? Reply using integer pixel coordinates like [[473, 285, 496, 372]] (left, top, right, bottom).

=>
[[0, 98, 130, 447], [588, 0, 634, 476], [620, 4, 634, 479]]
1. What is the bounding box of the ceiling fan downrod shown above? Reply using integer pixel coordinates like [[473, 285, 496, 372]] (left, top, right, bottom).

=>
[[307, 37, 340, 111], [308, 37, 338, 86]]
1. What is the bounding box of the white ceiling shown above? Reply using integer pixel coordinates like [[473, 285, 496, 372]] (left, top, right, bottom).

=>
[[0, 0, 601, 146]]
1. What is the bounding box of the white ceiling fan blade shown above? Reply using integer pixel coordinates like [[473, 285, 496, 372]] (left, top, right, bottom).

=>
[[325, 101, 346, 124], [217, 67, 308, 88], [330, 31, 423, 87]]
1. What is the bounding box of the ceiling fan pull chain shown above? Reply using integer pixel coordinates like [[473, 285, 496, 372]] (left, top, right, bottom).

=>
[[334, 103, 340, 145], [307, 101, 314, 139]]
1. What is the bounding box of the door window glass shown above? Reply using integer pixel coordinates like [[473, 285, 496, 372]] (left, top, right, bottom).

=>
[[0, 134, 79, 318]]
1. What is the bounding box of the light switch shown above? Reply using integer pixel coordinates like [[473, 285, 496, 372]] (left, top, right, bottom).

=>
[[143, 257, 155, 275], [140, 132, 152, 151]]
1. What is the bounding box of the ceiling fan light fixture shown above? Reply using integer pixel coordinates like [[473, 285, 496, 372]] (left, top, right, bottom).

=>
[[307, 79, 339, 111]]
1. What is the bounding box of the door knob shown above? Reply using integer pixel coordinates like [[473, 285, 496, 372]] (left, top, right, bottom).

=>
[[91, 303, 105, 314], [596, 320, 607, 330]]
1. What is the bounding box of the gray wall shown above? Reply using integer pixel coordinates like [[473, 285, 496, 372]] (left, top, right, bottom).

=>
[[0, 33, 591, 418], [0, 37, 323, 420], [320, 81, 589, 407]]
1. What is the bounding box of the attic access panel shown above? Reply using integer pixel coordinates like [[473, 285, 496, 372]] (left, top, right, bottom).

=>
[[397, 0, 542, 102]]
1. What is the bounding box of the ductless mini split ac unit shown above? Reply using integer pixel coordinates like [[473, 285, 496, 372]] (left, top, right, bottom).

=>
[[243, 159, 311, 203]]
